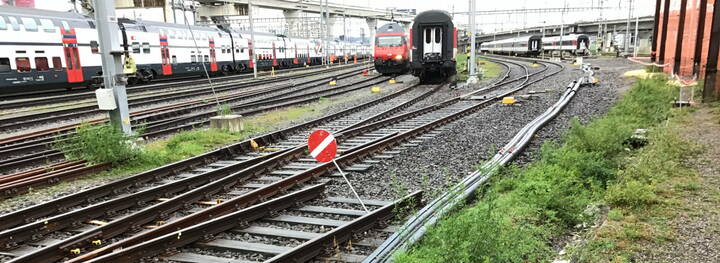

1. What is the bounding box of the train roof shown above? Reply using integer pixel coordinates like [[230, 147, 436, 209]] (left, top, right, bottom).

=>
[[541, 34, 589, 41], [377, 22, 404, 34], [0, 5, 88, 21], [413, 10, 453, 24]]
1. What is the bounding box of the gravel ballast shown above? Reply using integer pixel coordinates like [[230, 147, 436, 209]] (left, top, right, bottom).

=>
[[331, 58, 636, 203]]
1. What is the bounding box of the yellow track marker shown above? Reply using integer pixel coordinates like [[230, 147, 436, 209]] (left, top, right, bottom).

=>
[[501, 97, 517, 104]]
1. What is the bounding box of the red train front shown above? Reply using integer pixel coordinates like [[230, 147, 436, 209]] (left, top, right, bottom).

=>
[[373, 22, 409, 75]]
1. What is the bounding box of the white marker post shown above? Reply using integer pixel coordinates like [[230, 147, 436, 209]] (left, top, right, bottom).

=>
[[307, 129, 369, 213]]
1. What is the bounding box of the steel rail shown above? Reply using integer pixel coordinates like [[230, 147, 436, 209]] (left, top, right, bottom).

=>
[[85, 70, 550, 262], [0, 65, 368, 131], [364, 62, 588, 263], [56, 86, 442, 262], [0, 69, 376, 173], [0, 82, 420, 229], [0, 62, 370, 110]]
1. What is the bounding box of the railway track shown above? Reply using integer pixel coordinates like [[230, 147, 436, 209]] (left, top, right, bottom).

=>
[[0, 62, 371, 109], [0, 63, 369, 132], [0, 66, 381, 176], [78, 59, 565, 263], [0, 81, 437, 262], [0, 57, 565, 263]]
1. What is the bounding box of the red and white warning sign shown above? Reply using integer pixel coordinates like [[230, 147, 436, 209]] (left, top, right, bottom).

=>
[[307, 129, 337, 163]]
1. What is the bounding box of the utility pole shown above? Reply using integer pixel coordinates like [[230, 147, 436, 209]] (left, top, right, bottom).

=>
[[249, 0, 257, 78], [467, 0, 478, 84], [633, 5, 639, 57], [320, 0, 326, 65], [624, 0, 633, 54], [93, 0, 131, 134], [560, 0, 566, 60], [325, 0, 330, 67]]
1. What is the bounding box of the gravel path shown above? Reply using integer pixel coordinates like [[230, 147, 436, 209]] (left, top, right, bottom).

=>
[[638, 105, 720, 262], [331, 58, 630, 203]]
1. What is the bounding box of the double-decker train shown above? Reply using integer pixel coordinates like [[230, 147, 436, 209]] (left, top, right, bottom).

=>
[[373, 22, 409, 75], [0, 6, 371, 94], [479, 34, 591, 57], [409, 10, 457, 83]]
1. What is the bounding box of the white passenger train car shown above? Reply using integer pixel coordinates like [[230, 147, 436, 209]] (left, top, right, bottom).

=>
[[0, 5, 372, 93]]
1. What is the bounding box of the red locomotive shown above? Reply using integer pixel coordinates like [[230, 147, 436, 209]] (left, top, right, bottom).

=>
[[373, 22, 409, 75]]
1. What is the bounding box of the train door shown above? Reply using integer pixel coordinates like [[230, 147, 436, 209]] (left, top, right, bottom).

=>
[[530, 38, 540, 52], [293, 43, 299, 65], [248, 40, 254, 69], [159, 35, 172, 75], [271, 42, 278, 67], [306, 45, 311, 64], [578, 36, 589, 50], [60, 26, 83, 83], [209, 37, 218, 72], [422, 26, 443, 60]]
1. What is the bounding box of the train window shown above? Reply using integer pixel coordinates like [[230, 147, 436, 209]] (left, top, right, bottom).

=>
[[131, 42, 140, 53], [21, 17, 38, 32], [434, 28, 441, 44], [40, 19, 55, 33], [90, 41, 99, 54], [425, 28, 431, 44], [204, 55, 209, 62], [35, 57, 49, 71], [8, 17, 19, 31], [61, 21, 70, 31], [171, 55, 177, 64], [191, 55, 196, 63], [142, 42, 150, 54], [52, 57, 62, 70], [16, 57, 31, 72], [0, 58, 10, 72], [0, 17, 6, 30]]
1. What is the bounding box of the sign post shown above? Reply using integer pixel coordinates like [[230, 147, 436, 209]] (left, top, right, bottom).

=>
[[307, 129, 369, 213]]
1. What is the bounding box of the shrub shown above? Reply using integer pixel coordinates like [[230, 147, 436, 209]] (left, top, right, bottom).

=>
[[54, 123, 140, 165]]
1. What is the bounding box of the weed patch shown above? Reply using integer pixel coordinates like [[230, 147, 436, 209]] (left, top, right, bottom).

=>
[[54, 123, 141, 165], [396, 77, 697, 262]]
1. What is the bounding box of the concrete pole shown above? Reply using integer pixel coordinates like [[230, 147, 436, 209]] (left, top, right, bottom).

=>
[[249, 0, 257, 79], [633, 11, 639, 57], [93, 0, 131, 134], [320, 0, 326, 65], [467, 0, 478, 84], [560, 0, 566, 59], [624, 0, 632, 53], [325, 0, 330, 66]]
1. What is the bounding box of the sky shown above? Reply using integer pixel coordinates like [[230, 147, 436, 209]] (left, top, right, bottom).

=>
[[26, 0, 655, 37]]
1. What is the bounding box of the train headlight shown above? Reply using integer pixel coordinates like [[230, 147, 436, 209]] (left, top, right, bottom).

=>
[[394, 54, 403, 61]]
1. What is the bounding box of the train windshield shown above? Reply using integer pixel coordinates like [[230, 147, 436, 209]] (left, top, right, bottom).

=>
[[376, 36, 403, 47]]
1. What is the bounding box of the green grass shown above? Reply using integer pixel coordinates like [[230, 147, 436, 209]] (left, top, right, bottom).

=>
[[395, 76, 698, 263], [456, 53, 502, 81]]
